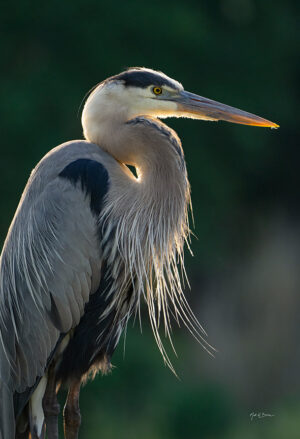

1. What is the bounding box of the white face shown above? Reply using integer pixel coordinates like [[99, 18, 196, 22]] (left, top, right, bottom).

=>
[[125, 83, 182, 119], [86, 80, 184, 121]]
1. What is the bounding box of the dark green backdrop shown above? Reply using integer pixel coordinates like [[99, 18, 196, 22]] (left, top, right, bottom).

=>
[[1, 0, 299, 437]]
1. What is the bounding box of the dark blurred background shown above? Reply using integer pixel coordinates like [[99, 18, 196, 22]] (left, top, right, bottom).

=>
[[1, 0, 299, 437]]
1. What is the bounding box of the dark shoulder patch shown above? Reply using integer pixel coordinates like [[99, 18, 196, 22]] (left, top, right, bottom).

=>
[[59, 159, 109, 216]]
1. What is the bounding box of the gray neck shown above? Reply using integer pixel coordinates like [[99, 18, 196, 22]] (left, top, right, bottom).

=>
[[85, 115, 186, 184]]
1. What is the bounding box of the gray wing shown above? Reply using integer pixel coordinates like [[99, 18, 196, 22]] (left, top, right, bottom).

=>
[[0, 158, 109, 428]]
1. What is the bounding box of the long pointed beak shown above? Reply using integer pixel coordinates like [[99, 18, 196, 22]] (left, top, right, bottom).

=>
[[175, 90, 279, 128]]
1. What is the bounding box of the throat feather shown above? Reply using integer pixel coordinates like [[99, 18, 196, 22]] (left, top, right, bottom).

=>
[[100, 139, 213, 370]]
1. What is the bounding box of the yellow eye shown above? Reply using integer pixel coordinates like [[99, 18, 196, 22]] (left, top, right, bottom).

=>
[[153, 86, 162, 95]]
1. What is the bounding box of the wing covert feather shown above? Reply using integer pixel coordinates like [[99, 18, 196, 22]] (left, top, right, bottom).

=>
[[0, 167, 108, 393]]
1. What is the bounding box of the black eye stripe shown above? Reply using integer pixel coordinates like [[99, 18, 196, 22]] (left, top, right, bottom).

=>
[[108, 70, 179, 90]]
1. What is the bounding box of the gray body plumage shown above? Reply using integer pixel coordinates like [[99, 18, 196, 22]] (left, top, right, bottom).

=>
[[0, 141, 108, 435]]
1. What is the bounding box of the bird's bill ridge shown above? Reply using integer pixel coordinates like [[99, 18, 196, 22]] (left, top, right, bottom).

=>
[[175, 90, 279, 128]]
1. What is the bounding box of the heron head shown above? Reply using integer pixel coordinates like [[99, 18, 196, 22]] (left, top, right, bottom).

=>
[[82, 67, 278, 130]]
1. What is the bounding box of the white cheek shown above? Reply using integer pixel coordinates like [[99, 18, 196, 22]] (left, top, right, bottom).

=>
[[127, 92, 178, 118], [151, 99, 177, 117]]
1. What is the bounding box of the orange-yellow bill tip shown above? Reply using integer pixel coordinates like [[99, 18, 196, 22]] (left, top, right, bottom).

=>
[[226, 113, 280, 129]]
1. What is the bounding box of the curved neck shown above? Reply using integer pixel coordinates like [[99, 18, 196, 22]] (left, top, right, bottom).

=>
[[84, 111, 186, 187]]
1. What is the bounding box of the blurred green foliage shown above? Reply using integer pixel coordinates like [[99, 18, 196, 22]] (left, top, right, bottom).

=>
[[1, 0, 299, 437]]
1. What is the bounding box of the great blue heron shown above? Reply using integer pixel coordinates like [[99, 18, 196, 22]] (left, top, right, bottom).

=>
[[0, 67, 278, 439]]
